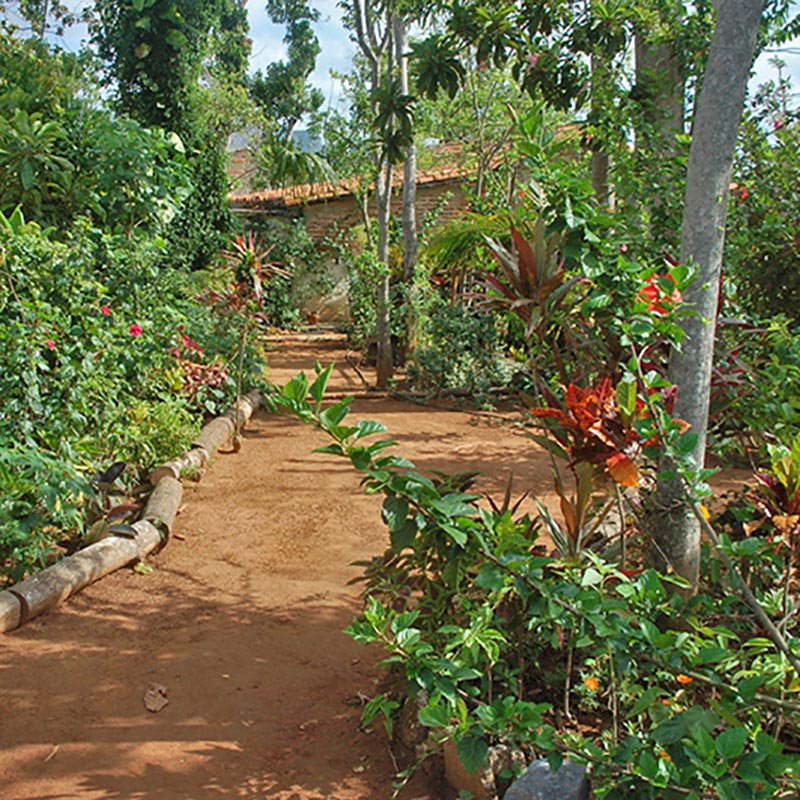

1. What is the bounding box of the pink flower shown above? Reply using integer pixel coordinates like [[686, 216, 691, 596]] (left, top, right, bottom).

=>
[[101, 305, 111, 316], [774, 119, 785, 130], [45, 339, 55, 350], [527, 53, 540, 68], [619, 243, 629, 254], [129, 323, 143, 337]]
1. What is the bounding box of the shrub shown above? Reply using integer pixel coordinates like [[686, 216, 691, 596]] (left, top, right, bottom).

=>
[[408, 302, 513, 404], [270, 367, 800, 799], [0, 211, 267, 584]]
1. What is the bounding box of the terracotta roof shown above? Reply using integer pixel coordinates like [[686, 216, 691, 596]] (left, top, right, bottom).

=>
[[228, 164, 471, 210]]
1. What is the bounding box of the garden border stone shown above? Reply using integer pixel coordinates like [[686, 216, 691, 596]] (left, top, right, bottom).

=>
[[0, 390, 262, 634]]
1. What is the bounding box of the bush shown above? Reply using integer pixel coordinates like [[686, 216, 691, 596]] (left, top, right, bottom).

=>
[[0, 212, 266, 584], [270, 370, 800, 799], [408, 302, 512, 404]]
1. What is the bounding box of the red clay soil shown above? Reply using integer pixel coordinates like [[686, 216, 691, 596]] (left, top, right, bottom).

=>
[[0, 335, 563, 800]]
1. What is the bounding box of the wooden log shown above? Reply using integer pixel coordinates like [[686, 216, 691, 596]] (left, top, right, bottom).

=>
[[141, 476, 183, 535], [192, 390, 262, 454], [2, 519, 162, 631], [0, 591, 21, 633], [148, 446, 208, 485], [192, 415, 235, 454], [222, 389, 262, 430]]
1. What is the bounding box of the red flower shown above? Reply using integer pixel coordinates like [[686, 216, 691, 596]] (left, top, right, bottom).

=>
[[101, 305, 111, 316], [739, 185, 748, 201], [45, 339, 55, 350], [129, 323, 143, 337], [638, 273, 682, 316]]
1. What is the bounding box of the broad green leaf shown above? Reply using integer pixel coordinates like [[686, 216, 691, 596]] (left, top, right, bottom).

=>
[[282, 373, 308, 403], [350, 448, 371, 470], [418, 701, 450, 729], [456, 735, 488, 775], [319, 400, 350, 429], [716, 728, 748, 761], [382, 495, 409, 533], [354, 419, 388, 439], [390, 518, 418, 552], [309, 363, 333, 404], [314, 443, 344, 456]]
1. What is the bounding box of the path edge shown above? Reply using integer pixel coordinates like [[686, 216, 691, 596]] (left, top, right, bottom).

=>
[[0, 389, 262, 634]]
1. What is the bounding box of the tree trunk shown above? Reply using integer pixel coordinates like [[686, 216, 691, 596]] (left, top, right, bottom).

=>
[[395, 17, 418, 361], [651, 0, 764, 590], [590, 54, 611, 205], [634, 33, 684, 153], [375, 160, 394, 388]]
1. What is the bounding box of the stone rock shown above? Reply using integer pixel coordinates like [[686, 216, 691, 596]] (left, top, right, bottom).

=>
[[397, 691, 430, 750], [503, 758, 590, 800]]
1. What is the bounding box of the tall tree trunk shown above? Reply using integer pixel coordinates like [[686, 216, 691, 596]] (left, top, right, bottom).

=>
[[651, 0, 764, 590], [634, 34, 684, 154], [395, 17, 418, 362], [373, 19, 395, 389]]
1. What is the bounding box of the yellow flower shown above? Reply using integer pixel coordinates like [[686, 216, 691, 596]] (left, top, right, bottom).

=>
[[676, 674, 693, 685], [584, 676, 600, 691]]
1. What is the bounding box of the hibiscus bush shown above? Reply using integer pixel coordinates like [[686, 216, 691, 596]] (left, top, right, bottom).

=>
[[0, 211, 267, 584]]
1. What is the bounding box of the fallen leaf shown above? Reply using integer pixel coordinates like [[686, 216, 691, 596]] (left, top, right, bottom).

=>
[[143, 684, 169, 713]]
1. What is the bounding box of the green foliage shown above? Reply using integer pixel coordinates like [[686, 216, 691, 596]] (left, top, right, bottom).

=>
[[0, 108, 73, 220], [408, 302, 512, 405], [244, 217, 330, 329], [249, 0, 323, 139], [67, 110, 192, 234], [726, 112, 800, 320], [90, 0, 223, 133], [270, 369, 800, 798], [0, 211, 266, 583]]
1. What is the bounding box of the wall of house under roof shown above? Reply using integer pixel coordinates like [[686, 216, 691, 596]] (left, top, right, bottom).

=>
[[303, 180, 469, 244]]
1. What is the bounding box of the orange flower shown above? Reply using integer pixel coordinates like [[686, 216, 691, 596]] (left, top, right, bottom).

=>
[[661, 699, 671, 706], [676, 674, 693, 685], [584, 676, 600, 691]]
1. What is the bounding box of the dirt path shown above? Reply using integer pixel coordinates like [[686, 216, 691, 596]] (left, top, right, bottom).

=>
[[0, 335, 557, 800]]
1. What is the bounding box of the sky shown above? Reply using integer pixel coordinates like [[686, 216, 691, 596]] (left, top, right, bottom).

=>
[[4, 0, 799, 117]]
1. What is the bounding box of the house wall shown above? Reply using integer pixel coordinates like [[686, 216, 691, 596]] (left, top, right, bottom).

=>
[[302, 180, 469, 244]]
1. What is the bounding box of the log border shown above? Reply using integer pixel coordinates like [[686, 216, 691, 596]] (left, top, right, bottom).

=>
[[0, 389, 262, 634]]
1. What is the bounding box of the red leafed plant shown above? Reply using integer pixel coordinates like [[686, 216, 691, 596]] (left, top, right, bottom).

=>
[[531, 377, 642, 488], [750, 436, 800, 570], [529, 377, 646, 560]]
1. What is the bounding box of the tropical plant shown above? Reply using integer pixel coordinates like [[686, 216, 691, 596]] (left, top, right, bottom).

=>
[[0, 109, 73, 219], [268, 365, 800, 799]]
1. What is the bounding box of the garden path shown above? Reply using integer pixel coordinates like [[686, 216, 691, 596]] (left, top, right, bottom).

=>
[[0, 334, 556, 800]]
